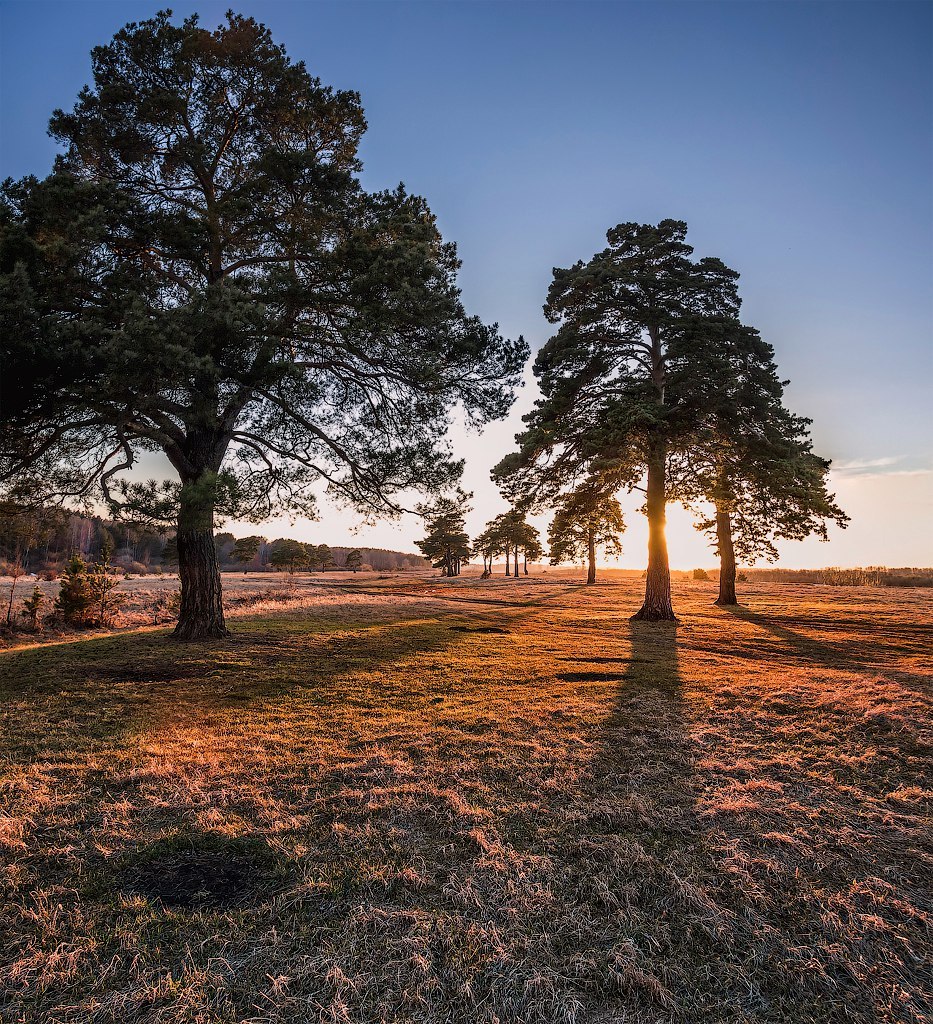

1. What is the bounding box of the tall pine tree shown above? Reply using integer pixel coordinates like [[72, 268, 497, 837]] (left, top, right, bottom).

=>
[[0, 12, 526, 639], [496, 220, 740, 620]]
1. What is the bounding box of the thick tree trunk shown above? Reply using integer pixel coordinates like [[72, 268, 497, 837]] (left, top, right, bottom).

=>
[[514, 544, 520, 580], [715, 507, 738, 605], [505, 547, 511, 576], [173, 476, 227, 640], [586, 525, 596, 584], [632, 449, 676, 621]]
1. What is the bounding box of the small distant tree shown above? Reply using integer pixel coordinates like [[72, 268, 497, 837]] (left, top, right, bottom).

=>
[[548, 486, 625, 584], [520, 534, 545, 575], [692, 568, 710, 581], [472, 525, 501, 577], [478, 509, 540, 578], [54, 555, 95, 626], [20, 585, 46, 631], [313, 544, 334, 573], [344, 549, 363, 572], [417, 492, 471, 577], [268, 539, 308, 573], [86, 559, 124, 626], [232, 535, 263, 572]]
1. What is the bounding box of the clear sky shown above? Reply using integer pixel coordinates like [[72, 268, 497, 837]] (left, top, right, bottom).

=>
[[2, 0, 931, 567]]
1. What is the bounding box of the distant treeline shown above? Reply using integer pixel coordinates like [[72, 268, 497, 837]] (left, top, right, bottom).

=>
[[737, 567, 933, 588], [0, 507, 428, 576]]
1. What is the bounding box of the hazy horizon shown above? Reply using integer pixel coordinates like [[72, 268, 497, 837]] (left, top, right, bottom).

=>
[[2, 0, 931, 569]]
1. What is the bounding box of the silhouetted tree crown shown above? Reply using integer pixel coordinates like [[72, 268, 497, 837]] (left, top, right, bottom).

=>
[[548, 484, 625, 584], [0, 11, 527, 638], [496, 220, 740, 619]]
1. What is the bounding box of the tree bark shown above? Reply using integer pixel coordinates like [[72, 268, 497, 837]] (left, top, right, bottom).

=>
[[523, 553, 528, 575], [586, 525, 596, 584], [505, 546, 511, 576], [715, 507, 738, 605], [173, 474, 227, 640], [514, 543, 520, 580], [632, 447, 676, 620]]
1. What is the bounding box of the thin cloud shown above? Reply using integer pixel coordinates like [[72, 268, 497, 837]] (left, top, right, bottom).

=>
[[832, 456, 932, 479]]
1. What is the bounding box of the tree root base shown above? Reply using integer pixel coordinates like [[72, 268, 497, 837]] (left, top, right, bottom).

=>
[[171, 624, 230, 641], [630, 607, 678, 622]]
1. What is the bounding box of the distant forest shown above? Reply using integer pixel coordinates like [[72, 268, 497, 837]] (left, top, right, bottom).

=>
[[0, 507, 428, 575]]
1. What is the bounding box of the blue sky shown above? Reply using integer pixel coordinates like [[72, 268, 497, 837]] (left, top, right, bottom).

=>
[[2, 0, 931, 566]]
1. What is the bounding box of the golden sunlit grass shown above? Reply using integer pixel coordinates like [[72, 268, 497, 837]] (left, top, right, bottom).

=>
[[0, 576, 930, 1023]]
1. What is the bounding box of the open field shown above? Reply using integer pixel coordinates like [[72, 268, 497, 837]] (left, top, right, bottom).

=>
[[0, 575, 930, 1023]]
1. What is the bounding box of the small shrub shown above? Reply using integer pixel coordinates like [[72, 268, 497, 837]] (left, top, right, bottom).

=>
[[87, 561, 125, 626], [54, 556, 125, 627], [737, 571, 748, 583], [19, 585, 46, 632], [55, 556, 95, 626], [693, 568, 710, 581]]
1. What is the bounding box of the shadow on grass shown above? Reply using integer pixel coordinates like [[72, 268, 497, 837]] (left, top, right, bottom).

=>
[[596, 620, 692, 856], [724, 604, 930, 677], [0, 613, 497, 765], [0, 575, 574, 767]]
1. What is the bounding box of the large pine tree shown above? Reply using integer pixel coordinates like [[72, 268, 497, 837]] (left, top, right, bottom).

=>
[[0, 12, 526, 638], [496, 220, 740, 620], [673, 321, 848, 605]]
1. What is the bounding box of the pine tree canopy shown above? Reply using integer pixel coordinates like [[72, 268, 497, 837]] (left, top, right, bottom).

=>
[[547, 486, 625, 566], [0, 11, 527, 637]]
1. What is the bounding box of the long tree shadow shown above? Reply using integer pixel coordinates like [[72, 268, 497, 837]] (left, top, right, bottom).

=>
[[545, 620, 709, 1016], [723, 603, 930, 682], [0, 612, 507, 766], [0, 576, 576, 768]]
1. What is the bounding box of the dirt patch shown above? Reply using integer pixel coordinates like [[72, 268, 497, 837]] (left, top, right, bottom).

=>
[[117, 833, 286, 909]]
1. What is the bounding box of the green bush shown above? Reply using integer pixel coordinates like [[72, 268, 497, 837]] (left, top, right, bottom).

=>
[[54, 555, 124, 626], [54, 556, 95, 626], [20, 585, 46, 632]]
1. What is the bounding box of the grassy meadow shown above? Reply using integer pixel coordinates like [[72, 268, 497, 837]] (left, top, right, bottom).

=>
[[0, 573, 930, 1023]]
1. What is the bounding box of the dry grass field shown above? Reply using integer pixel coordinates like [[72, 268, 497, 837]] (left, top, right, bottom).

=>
[[0, 573, 930, 1023]]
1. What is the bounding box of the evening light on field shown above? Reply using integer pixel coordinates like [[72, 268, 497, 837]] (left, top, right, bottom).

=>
[[1, 2, 930, 1022]]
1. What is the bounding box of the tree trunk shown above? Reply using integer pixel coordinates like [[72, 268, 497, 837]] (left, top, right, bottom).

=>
[[505, 546, 511, 576], [586, 525, 596, 584], [173, 475, 227, 640], [5, 570, 19, 625], [715, 507, 738, 606], [523, 553, 528, 575], [632, 448, 676, 620], [514, 544, 520, 580]]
